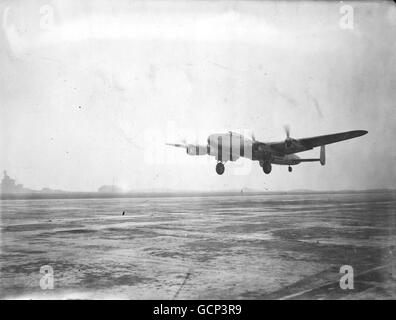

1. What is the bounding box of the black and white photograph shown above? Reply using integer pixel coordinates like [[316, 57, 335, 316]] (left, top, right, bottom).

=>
[[0, 0, 395, 304]]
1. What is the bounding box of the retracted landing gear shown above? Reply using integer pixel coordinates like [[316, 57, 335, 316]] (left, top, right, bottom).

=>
[[216, 162, 225, 175], [288, 166, 293, 172]]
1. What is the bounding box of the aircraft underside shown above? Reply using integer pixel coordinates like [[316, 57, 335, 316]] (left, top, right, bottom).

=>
[[212, 141, 325, 175], [215, 155, 299, 175]]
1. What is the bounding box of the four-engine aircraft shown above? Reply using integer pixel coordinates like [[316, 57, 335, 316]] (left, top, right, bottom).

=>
[[166, 127, 368, 175]]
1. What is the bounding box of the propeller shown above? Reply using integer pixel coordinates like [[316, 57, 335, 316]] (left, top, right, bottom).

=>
[[284, 125, 290, 139], [165, 142, 187, 148], [284, 125, 292, 148], [165, 138, 192, 149], [166, 137, 208, 155]]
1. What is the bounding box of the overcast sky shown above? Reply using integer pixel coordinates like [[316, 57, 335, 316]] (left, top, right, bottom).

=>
[[1, 0, 395, 192]]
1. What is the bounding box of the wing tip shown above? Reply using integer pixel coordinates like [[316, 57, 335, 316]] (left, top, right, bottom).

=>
[[355, 130, 368, 137]]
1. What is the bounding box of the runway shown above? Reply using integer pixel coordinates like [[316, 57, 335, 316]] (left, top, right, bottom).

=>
[[1, 191, 395, 299]]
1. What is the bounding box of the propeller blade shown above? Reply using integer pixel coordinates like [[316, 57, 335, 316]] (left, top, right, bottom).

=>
[[284, 125, 290, 139]]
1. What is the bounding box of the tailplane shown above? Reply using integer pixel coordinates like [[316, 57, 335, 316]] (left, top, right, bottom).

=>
[[297, 145, 325, 165]]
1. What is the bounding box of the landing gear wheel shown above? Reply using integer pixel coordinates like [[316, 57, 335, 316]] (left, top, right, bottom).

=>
[[263, 163, 272, 174], [216, 162, 225, 175], [288, 166, 292, 172]]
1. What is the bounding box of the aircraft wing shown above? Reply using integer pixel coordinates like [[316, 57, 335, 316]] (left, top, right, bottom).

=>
[[268, 130, 368, 155]]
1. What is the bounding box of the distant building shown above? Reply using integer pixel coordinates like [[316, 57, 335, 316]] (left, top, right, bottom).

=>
[[97, 185, 123, 193], [40, 187, 64, 193], [0, 171, 66, 194], [0, 171, 32, 193]]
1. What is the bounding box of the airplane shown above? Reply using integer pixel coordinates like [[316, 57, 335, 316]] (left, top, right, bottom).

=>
[[166, 127, 368, 175]]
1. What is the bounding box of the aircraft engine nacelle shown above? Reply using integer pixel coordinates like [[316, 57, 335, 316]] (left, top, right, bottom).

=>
[[186, 145, 208, 156], [285, 137, 296, 150]]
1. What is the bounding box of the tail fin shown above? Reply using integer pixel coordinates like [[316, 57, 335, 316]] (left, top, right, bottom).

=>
[[320, 145, 326, 166]]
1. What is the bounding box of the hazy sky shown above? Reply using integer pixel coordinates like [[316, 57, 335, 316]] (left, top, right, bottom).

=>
[[1, 0, 395, 192]]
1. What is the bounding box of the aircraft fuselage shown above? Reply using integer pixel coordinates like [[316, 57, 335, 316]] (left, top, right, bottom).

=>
[[206, 132, 301, 165]]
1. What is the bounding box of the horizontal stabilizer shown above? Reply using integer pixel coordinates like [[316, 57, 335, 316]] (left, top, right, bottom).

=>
[[298, 158, 320, 162]]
